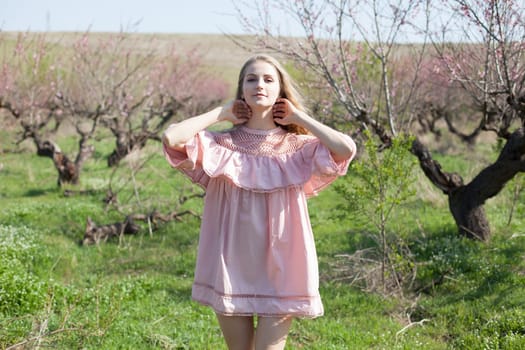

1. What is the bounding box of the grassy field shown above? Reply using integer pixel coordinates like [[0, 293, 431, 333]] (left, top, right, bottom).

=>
[[1, 31, 525, 349], [1, 119, 525, 350]]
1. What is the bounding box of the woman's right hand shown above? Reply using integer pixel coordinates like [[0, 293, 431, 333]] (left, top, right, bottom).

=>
[[163, 101, 251, 149], [219, 100, 252, 125]]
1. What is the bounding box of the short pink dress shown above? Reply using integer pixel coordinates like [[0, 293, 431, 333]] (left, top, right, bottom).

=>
[[163, 125, 355, 318]]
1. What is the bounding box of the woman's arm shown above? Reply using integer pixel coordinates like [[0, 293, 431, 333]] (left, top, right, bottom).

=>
[[272, 98, 356, 162], [162, 100, 250, 150], [296, 113, 356, 162]]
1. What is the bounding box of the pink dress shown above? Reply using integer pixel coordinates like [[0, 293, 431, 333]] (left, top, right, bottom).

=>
[[163, 125, 355, 318]]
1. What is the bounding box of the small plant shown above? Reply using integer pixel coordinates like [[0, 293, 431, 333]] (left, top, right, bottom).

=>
[[334, 130, 418, 295]]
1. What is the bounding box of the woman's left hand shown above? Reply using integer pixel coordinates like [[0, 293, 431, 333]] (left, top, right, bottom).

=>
[[272, 98, 299, 126], [232, 99, 252, 122]]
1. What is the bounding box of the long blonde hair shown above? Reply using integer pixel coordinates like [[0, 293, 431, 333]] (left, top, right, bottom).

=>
[[235, 54, 309, 135]]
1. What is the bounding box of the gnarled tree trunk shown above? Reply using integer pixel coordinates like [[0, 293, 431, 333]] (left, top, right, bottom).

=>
[[35, 136, 94, 187], [412, 128, 525, 241], [107, 132, 150, 167], [36, 139, 79, 186]]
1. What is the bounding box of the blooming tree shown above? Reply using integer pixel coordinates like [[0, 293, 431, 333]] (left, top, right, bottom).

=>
[[233, 0, 525, 241], [1, 32, 229, 185], [60, 33, 228, 167], [413, 0, 525, 240], [0, 32, 80, 185]]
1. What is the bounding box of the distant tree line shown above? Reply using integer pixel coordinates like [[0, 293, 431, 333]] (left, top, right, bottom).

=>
[[0, 32, 228, 186]]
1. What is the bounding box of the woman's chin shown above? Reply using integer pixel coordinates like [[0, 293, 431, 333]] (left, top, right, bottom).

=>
[[247, 103, 273, 111]]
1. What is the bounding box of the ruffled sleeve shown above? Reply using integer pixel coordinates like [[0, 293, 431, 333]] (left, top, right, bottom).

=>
[[163, 131, 212, 189], [299, 133, 356, 197], [163, 129, 356, 196]]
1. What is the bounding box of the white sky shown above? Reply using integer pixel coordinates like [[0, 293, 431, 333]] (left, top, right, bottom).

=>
[[0, 0, 258, 34], [3, 0, 504, 42]]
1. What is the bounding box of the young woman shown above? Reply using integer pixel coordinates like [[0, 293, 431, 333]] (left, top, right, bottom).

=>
[[163, 54, 356, 350]]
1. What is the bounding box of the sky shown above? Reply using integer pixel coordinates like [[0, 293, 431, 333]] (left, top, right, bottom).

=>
[[1, 0, 490, 42], [0, 0, 267, 35], [0, 0, 426, 41]]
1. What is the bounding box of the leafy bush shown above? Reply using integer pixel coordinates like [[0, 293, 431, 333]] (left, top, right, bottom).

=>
[[333, 131, 418, 295], [0, 225, 47, 316]]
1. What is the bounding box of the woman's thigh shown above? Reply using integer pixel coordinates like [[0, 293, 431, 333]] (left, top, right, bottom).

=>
[[216, 313, 255, 350], [255, 316, 293, 350]]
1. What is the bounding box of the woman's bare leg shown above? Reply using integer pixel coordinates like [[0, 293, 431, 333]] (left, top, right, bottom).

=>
[[254, 316, 293, 350], [216, 313, 255, 350]]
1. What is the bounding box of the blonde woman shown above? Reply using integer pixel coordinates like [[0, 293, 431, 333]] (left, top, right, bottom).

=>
[[163, 54, 356, 350]]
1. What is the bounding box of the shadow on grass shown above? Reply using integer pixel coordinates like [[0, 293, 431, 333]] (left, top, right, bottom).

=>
[[459, 238, 525, 306], [165, 284, 193, 303], [413, 228, 525, 316], [24, 187, 58, 197]]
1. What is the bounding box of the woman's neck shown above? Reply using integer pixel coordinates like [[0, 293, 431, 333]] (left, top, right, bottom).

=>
[[245, 108, 277, 130]]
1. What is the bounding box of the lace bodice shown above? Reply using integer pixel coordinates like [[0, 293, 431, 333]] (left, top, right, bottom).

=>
[[213, 126, 310, 156]]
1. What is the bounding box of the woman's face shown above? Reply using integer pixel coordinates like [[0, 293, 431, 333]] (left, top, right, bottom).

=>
[[242, 60, 281, 110]]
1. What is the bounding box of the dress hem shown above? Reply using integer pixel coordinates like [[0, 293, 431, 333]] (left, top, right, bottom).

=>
[[192, 298, 324, 319], [192, 283, 324, 319]]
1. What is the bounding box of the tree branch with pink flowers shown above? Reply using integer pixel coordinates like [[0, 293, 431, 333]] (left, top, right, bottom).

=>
[[232, 0, 525, 241]]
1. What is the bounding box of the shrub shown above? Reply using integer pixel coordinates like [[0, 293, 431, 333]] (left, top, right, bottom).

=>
[[333, 131, 418, 295], [0, 225, 47, 316]]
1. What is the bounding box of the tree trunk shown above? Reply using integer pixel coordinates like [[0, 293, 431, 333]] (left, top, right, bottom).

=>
[[36, 139, 79, 186], [35, 135, 94, 187], [82, 209, 201, 245], [411, 128, 525, 241], [107, 135, 130, 167], [448, 187, 491, 240], [107, 132, 151, 167], [75, 135, 95, 175]]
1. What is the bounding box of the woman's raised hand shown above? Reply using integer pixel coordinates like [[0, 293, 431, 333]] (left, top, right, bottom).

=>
[[220, 100, 252, 125], [272, 98, 299, 126], [233, 99, 252, 120]]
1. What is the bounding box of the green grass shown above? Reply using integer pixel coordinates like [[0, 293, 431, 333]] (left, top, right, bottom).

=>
[[1, 133, 525, 349]]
